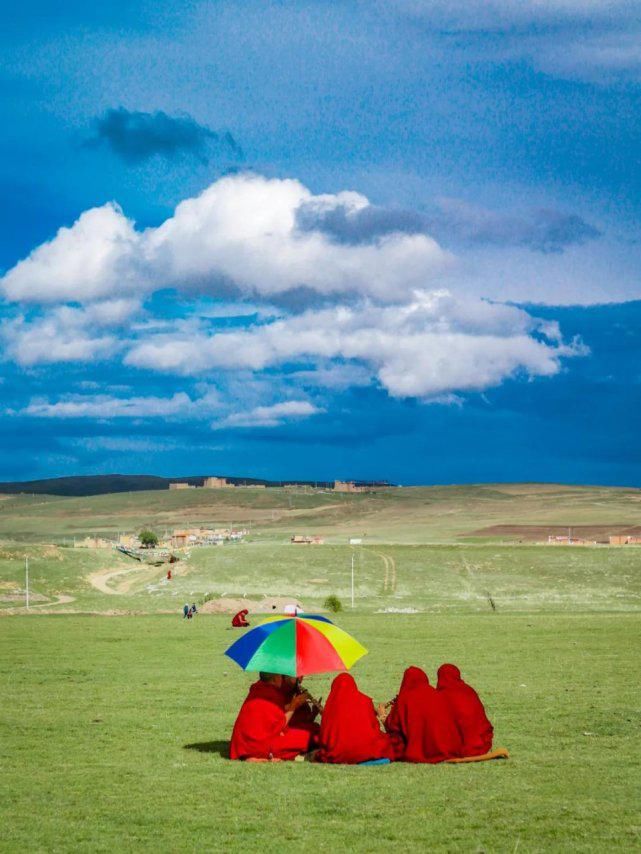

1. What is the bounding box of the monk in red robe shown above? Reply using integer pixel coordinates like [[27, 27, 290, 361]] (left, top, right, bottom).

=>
[[230, 673, 317, 761], [231, 609, 250, 628], [382, 665, 428, 759], [280, 676, 322, 731], [437, 663, 493, 756], [385, 666, 463, 763], [316, 673, 393, 764]]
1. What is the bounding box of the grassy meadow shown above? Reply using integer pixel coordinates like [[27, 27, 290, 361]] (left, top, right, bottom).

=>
[[1, 614, 640, 852], [1, 484, 640, 851]]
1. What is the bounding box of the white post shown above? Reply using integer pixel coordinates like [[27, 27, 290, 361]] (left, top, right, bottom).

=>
[[25, 557, 29, 610], [351, 553, 355, 609]]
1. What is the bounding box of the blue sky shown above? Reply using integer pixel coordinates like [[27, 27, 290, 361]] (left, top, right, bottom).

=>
[[0, 0, 639, 485]]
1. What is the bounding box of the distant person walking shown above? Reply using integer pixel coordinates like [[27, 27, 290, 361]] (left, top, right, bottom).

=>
[[183, 603, 190, 619]]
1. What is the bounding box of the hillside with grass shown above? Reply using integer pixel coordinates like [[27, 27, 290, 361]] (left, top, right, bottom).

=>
[[1, 483, 639, 544]]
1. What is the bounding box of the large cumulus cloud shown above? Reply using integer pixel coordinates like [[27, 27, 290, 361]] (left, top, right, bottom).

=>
[[0, 174, 449, 305], [0, 172, 587, 414]]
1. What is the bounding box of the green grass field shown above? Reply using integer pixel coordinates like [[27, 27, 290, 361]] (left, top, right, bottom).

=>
[[1, 614, 640, 852], [1, 484, 640, 850]]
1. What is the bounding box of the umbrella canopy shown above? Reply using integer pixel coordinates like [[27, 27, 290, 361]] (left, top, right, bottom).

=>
[[224, 614, 367, 677]]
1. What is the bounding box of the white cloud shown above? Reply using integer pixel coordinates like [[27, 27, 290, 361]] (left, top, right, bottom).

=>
[[0, 174, 449, 305], [23, 392, 195, 419], [1, 299, 141, 366], [1, 206, 143, 303], [126, 289, 585, 398], [213, 400, 322, 429]]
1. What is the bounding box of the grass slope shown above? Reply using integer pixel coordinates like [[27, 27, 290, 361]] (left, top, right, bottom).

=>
[[1, 541, 640, 615], [0, 483, 640, 543], [1, 614, 639, 851]]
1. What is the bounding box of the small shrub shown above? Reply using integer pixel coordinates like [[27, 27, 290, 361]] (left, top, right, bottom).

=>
[[324, 594, 343, 613]]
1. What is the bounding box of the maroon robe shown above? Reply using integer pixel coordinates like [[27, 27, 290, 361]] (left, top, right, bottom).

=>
[[437, 663, 493, 756], [388, 666, 463, 763], [231, 609, 249, 628], [229, 680, 315, 761], [317, 673, 393, 764]]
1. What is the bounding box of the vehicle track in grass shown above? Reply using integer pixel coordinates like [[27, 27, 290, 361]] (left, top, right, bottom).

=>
[[370, 550, 397, 593]]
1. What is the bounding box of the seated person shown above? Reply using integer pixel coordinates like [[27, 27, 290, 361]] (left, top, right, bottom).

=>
[[316, 673, 393, 764], [230, 672, 317, 761], [280, 675, 323, 730], [437, 663, 493, 756], [231, 609, 250, 628], [384, 666, 462, 763]]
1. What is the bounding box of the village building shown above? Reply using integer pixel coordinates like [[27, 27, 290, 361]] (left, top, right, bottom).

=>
[[290, 535, 325, 544], [169, 482, 195, 490], [333, 480, 369, 493], [609, 535, 641, 545], [203, 476, 234, 488]]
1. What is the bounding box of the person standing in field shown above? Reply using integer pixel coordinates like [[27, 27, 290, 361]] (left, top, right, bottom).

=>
[[230, 672, 317, 761], [436, 663, 493, 756], [183, 603, 189, 619]]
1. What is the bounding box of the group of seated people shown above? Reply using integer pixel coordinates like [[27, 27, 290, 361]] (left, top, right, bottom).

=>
[[230, 664, 494, 764]]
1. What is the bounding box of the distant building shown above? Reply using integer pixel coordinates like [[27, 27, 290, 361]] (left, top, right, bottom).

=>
[[169, 482, 194, 490], [547, 535, 596, 546], [334, 480, 369, 493], [290, 535, 324, 545], [203, 476, 234, 489], [609, 535, 641, 545], [170, 526, 247, 548]]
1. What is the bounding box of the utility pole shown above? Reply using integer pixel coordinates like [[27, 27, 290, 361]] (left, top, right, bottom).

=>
[[25, 556, 29, 610], [351, 553, 355, 609]]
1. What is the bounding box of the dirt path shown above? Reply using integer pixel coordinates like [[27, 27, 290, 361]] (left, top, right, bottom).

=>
[[32, 594, 76, 607], [371, 551, 397, 593], [88, 566, 148, 595]]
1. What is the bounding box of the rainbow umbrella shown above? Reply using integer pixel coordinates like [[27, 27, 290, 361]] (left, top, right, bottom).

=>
[[224, 614, 367, 677]]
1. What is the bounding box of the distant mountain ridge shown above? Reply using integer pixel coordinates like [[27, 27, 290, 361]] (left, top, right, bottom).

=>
[[0, 474, 388, 497]]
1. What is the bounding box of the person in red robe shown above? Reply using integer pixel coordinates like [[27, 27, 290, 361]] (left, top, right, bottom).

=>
[[384, 666, 463, 763], [280, 676, 323, 731], [437, 663, 493, 756], [316, 673, 393, 764], [231, 609, 250, 628], [230, 673, 317, 761], [382, 665, 428, 759]]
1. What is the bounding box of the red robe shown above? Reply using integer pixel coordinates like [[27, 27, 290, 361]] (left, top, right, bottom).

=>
[[230, 681, 315, 761], [231, 609, 249, 628], [384, 665, 428, 759], [317, 673, 393, 764], [388, 666, 463, 763], [437, 663, 493, 756], [280, 681, 319, 733]]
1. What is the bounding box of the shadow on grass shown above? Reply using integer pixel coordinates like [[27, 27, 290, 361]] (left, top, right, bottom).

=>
[[184, 740, 229, 758]]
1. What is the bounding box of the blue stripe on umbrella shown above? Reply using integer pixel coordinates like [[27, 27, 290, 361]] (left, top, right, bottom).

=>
[[224, 619, 288, 668]]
